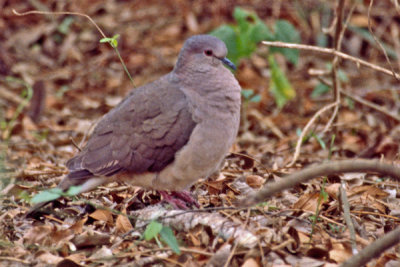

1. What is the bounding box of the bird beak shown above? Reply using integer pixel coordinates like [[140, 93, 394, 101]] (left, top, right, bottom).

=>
[[220, 57, 236, 71]]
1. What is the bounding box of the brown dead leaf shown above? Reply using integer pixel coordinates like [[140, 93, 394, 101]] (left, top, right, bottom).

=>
[[204, 180, 224, 195], [116, 213, 133, 233], [246, 175, 265, 188], [36, 251, 63, 265], [241, 257, 260, 267], [325, 183, 340, 200], [188, 232, 201, 247], [23, 225, 73, 246], [328, 242, 352, 263], [89, 209, 113, 224], [293, 192, 323, 212], [89, 246, 113, 260], [350, 14, 372, 27], [349, 185, 389, 199], [72, 231, 111, 248], [69, 217, 88, 234]]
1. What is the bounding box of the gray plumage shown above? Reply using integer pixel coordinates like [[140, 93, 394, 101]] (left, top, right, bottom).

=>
[[29, 35, 241, 213]]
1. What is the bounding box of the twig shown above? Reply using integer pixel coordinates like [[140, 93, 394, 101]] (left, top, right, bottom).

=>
[[323, 103, 339, 133], [340, 226, 400, 267], [261, 41, 400, 80], [368, 0, 399, 81], [287, 102, 339, 167], [70, 137, 82, 152], [339, 181, 358, 254], [330, 0, 346, 132], [12, 9, 135, 86], [241, 159, 400, 206], [340, 90, 400, 122], [223, 208, 251, 267], [316, 76, 400, 122], [325, 0, 357, 134], [12, 9, 107, 39]]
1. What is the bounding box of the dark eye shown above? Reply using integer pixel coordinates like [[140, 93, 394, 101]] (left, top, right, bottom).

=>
[[204, 50, 213, 56]]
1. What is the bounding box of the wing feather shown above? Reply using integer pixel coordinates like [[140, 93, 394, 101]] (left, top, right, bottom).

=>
[[65, 74, 196, 182]]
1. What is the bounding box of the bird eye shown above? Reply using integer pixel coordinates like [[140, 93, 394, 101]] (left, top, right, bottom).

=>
[[204, 50, 213, 56]]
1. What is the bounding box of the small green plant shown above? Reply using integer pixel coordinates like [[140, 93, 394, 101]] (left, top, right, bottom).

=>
[[311, 63, 349, 98], [241, 89, 261, 103], [31, 129, 49, 141], [57, 16, 74, 35], [211, 7, 300, 108], [296, 128, 327, 151], [241, 88, 261, 110], [328, 223, 345, 234], [310, 178, 329, 241], [31, 185, 82, 204], [100, 34, 135, 87], [143, 220, 181, 255]]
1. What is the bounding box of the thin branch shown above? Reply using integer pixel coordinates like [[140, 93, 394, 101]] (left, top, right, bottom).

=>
[[261, 41, 400, 80], [325, 0, 357, 134], [323, 103, 339, 133], [339, 181, 358, 254], [223, 208, 251, 267], [12, 9, 136, 86], [340, 90, 400, 122], [12, 9, 107, 39], [287, 102, 339, 167], [340, 226, 400, 267], [331, 0, 346, 132], [316, 76, 400, 122], [367, 0, 399, 81], [241, 159, 400, 206]]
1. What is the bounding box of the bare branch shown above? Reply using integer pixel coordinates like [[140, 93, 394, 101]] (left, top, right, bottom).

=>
[[287, 102, 339, 167], [241, 159, 400, 206], [262, 41, 400, 80]]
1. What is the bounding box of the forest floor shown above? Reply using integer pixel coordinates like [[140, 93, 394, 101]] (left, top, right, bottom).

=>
[[1, 0, 400, 266]]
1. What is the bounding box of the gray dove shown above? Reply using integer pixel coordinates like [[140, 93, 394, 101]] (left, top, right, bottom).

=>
[[28, 34, 241, 214]]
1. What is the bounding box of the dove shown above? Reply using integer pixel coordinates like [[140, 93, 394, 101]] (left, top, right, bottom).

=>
[[28, 34, 241, 214]]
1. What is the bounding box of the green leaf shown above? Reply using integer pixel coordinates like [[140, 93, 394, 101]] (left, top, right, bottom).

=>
[[233, 7, 252, 33], [311, 83, 331, 98], [66, 186, 82, 196], [100, 34, 120, 48], [56, 85, 71, 99], [337, 69, 348, 82], [210, 25, 238, 64], [270, 20, 300, 64], [31, 188, 63, 204], [19, 190, 31, 202], [268, 55, 296, 108], [320, 189, 329, 201], [241, 89, 254, 99], [100, 37, 112, 43], [211, 7, 274, 65], [58, 17, 74, 35], [296, 128, 302, 137], [311, 133, 326, 150], [160, 226, 181, 255], [143, 221, 163, 241], [345, 97, 355, 110], [250, 94, 261, 103], [249, 21, 274, 43]]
